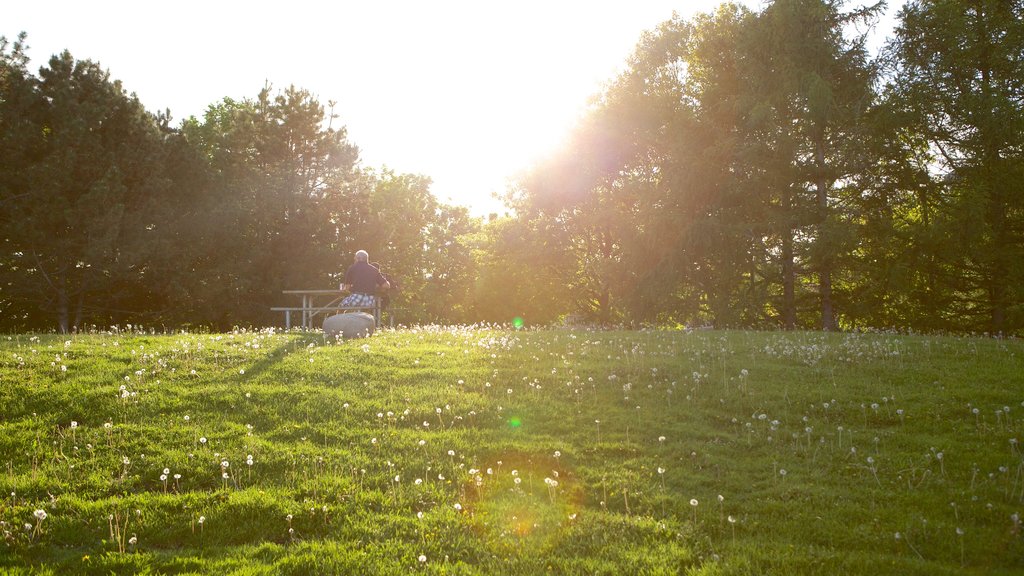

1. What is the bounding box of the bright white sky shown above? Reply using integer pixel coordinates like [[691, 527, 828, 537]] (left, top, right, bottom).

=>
[[4, 1, 899, 216]]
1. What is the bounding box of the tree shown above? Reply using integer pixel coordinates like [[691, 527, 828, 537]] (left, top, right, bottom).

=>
[[0, 48, 174, 331], [736, 0, 881, 330], [885, 0, 1024, 333], [179, 86, 359, 327]]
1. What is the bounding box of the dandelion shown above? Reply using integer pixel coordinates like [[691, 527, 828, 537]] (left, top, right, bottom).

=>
[[34, 509, 46, 521], [956, 527, 965, 565], [418, 554, 427, 563]]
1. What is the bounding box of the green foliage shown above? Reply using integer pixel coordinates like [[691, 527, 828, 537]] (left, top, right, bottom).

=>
[[0, 327, 1022, 574], [0, 49, 175, 332], [4, 0, 1024, 333], [0, 42, 479, 331], [881, 0, 1024, 333]]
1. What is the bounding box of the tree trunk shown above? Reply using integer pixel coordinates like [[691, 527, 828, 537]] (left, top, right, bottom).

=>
[[815, 132, 837, 331], [987, 179, 1007, 334], [73, 290, 85, 332], [781, 189, 796, 330], [782, 228, 796, 330], [56, 281, 70, 334]]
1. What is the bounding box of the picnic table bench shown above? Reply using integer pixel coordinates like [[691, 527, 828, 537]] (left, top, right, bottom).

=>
[[272, 289, 381, 330]]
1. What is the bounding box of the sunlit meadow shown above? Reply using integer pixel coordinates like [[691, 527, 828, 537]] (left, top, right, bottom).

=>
[[1, 326, 1022, 574]]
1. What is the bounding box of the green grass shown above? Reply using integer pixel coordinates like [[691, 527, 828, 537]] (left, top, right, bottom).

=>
[[1, 326, 1022, 574]]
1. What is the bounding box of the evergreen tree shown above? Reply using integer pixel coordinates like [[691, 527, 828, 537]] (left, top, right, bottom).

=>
[[885, 0, 1024, 333]]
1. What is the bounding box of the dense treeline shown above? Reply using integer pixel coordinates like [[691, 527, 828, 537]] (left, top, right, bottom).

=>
[[0, 34, 479, 331], [2, 0, 1022, 334], [508, 0, 1024, 334]]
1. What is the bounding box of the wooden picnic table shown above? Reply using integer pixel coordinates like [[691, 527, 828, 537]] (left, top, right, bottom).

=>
[[271, 289, 380, 329]]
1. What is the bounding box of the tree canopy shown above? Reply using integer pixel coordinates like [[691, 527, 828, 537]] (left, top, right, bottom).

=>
[[2, 0, 1023, 334]]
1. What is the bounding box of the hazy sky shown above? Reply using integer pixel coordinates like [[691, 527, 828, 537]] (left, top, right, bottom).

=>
[[4, 1, 898, 216]]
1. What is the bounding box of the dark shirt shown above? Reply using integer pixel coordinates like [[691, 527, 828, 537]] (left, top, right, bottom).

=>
[[345, 261, 387, 295]]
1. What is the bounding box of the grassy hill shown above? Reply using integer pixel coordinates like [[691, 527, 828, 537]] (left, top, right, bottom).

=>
[[1, 327, 1022, 574]]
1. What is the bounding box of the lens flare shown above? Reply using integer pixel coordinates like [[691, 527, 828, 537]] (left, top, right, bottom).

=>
[[512, 316, 524, 329]]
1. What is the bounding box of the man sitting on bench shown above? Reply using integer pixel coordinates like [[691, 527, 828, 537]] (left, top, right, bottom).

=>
[[340, 250, 390, 310]]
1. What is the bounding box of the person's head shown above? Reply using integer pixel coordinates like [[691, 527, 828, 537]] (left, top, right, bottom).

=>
[[355, 250, 369, 263]]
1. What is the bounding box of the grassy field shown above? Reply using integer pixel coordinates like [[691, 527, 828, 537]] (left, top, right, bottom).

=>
[[0, 326, 1022, 574]]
